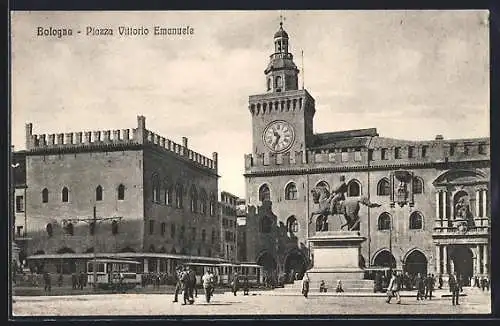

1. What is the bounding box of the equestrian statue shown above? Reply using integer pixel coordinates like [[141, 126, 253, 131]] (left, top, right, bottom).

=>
[[309, 176, 381, 231]]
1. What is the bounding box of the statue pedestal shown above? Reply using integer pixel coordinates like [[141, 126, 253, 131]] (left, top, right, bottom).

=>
[[307, 231, 369, 290]]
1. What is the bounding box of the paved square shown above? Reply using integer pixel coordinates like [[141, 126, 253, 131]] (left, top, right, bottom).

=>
[[12, 288, 491, 317]]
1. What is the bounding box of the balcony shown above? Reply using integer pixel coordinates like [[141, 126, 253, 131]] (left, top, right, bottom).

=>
[[433, 218, 490, 236]]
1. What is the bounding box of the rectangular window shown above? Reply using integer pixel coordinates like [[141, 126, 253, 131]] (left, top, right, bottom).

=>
[[449, 143, 456, 156], [394, 147, 401, 159], [421, 146, 428, 158], [408, 146, 415, 158], [191, 227, 196, 241], [212, 230, 216, 244], [368, 149, 373, 161], [161, 223, 166, 236], [341, 149, 349, 162], [478, 143, 486, 154], [16, 196, 24, 212], [381, 148, 388, 160], [149, 220, 154, 235], [354, 149, 362, 162]]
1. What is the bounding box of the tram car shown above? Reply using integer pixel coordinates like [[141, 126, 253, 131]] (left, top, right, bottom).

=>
[[87, 258, 141, 290], [218, 263, 263, 287]]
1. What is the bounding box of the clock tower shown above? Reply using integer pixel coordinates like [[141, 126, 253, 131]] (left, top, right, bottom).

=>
[[249, 22, 316, 157]]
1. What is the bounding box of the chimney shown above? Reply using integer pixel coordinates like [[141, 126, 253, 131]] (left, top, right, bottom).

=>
[[25, 123, 33, 150], [137, 115, 146, 130], [435, 135, 444, 140], [212, 152, 218, 170]]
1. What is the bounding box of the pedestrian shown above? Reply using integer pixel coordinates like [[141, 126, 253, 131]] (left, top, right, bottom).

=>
[[428, 274, 435, 300], [301, 272, 310, 298], [438, 274, 443, 289], [481, 277, 486, 291], [202, 269, 214, 303], [335, 280, 344, 293], [71, 272, 77, 289], [243, 276, 250, 296], [231, 272, 239, 296], [79, 271, 85, 290], [187, 266, 196, 304], [173, 267, 183, 303], [43, 270, 51, 293], [319, 280, 327, 293], [449, 272, 460, 306], [424, 274, 431, 299], [57, 273, 63, 287], [474, 276, 480, 288], [415, 273, 425, 301], [385, 271, 401, 304], [485, 277, 490, 291], [181, 267, 191, 305]]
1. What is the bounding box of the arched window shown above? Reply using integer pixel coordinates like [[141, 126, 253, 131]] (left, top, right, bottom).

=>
[[117, 184, 125, 200], [378, 213, 391, 230], [275, 76, 282, 88], [149, 220, 155, 235], [46, 223, 53, 237], [412, 177, 423, 194], [267, 78, 271, 91], [316, 181, 330, 192], [152, 174, 160, 203], [166, 185, 172, 206], [211, 230, 216, 244], [64, 222, 74, 235], [259, 184, 271, 202], [42, 188, 49, 203], [260, 216, 273, 233], [180, 225, 185, 239], [200, 190, 207, 215], [61, 187, 69, 202], [377, 179, 390, 196], [285, 182, 298, 200], [96, 185, 103, 201], [347, 180, 361, 197], [111, 221, 119, 235], [286, 216, 299, 233], [175, 184, 183, 208], [409, 211, 423, 230], [190, 186, 198, 213], [210, 194, 216, 216], [161, 222, 166, 236]]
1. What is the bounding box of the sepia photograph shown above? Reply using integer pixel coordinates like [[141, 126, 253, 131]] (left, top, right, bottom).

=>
[[9, 10, 491, 317]]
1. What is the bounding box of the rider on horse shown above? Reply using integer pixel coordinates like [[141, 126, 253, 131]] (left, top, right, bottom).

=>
[[328, 175, 347, 216]]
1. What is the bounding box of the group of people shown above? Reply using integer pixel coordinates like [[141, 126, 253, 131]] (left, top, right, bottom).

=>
[[173, 266, 199, 305], [385, 271, 436, 304], [473, 275, 490, 291]]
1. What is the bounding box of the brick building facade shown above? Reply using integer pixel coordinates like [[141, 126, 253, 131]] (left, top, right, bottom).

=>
[[243, 23, 490, 284], [19, 115, 222, 274]]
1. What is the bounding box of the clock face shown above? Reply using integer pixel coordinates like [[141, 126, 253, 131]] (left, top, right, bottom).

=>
[[263, 120, 295, 153]]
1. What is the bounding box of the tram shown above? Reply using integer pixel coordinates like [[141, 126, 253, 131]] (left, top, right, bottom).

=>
[[87, 258, 141, 290]]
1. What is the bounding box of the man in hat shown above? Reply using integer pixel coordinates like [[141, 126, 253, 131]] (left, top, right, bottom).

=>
[[329, 175, 347, 215], [231, 272, 240, 296], [173, 266, 183, 303]]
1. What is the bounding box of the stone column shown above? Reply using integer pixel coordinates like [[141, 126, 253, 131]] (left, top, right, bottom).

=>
[[482, 189, 487, 217], [144, 258, 149, 273], [436, 191, 441, 220], [483, 244, 488, 275], [167, 259, 171, 275], [476, 190, 480, 217], [443, 246, 448, 275], [441, 191, 447, 221], [157, 258, 161, 273], [449, 256, 454, 274], [435, 245, 441, 275], [474, 245, 481, 276]]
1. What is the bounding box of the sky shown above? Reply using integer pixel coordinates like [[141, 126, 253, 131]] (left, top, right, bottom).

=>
[[11, 10, 490, 198]]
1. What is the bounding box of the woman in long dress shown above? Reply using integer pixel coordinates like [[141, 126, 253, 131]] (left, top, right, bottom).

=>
[[301, 273, 310, 298]]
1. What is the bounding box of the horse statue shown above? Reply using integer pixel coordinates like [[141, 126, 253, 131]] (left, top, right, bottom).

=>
[[309, 187, 381, 231]]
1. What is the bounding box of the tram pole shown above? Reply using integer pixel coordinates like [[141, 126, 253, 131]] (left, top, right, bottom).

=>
[[93, 205, 97, 291]]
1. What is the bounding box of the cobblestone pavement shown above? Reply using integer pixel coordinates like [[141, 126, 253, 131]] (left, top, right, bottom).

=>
[[12, 288, 491, 317]]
